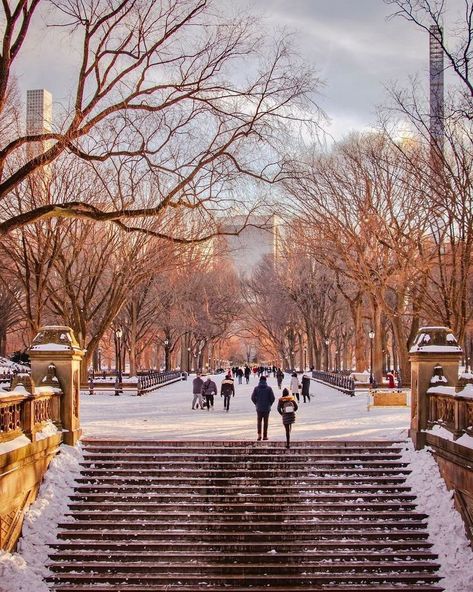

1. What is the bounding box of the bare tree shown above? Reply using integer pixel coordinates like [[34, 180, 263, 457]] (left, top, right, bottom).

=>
[[0, 0, 318, 237]]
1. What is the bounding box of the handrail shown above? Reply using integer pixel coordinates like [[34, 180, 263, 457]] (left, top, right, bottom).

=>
[[428, 391, 473, 439], [0, 387, 59, 444], [137, 370, 182, 395], [311, 370, 355, 397]]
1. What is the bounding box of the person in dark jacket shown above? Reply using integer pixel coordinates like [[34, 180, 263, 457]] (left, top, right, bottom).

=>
[[201, 376, 217, 410], [244, 366, 251, 384], [301, 374, 311, 403], [220, 373, 235, 412], [276, 368, 284, 389], [251, 375, 275, 441], [277, 387, 298, 448], [191, 372, 204, 409]]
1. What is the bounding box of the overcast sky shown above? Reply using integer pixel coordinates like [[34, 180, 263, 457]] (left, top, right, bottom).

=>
[[15, 0, 446, 141]]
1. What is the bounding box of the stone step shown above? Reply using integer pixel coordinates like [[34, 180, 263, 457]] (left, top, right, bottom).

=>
[[68, 491, 418, 503], [58, 518, 428, 532], [50, 539, 436, 552], [81, 439, 403, 448], [49, 559, 441, 575], [55, 528, 430, 541], [78, 467, 411, 478], [66, 500, 420, 512], [74, 475, 409, 486], [48, 572, 441, 586], [51, 585, 443, 592], [79, 459, 410, 469], [82, 450, 404, 459], [50, 549, 439, 563], [64, 510, 428, 522]]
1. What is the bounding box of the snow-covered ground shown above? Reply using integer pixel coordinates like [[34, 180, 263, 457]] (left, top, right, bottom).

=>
[[0, 373, 472, 592]]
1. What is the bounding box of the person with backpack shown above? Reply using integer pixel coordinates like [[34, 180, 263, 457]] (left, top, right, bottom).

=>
[[220, 373, 235, 412], [277, 387, 298, 449], [201, 375, 217, 410]]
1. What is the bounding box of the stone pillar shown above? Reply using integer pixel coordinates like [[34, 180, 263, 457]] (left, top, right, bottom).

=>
[[409, 326, 462, 449], [29, 326, 85, 446]]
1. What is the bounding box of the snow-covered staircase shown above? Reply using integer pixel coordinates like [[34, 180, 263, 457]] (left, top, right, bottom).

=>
[[47, 440, 443, 591]]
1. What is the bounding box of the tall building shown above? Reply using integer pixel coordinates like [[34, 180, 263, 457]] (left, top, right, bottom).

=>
[[219, 214, 282, 277], [26, 89, 52, 135], [429, 26, 444, 155], [26, 89, 53, 196]]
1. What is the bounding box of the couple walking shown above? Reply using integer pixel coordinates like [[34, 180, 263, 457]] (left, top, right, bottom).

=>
[[192, 372, 235, 411], [251, 375, 298, 448]]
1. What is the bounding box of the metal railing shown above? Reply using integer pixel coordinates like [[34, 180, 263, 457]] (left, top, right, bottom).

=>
[[137, 370, 182, 395], [311, 370, 355, 397]]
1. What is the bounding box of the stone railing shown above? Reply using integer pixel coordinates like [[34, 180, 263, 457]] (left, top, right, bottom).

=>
[[428, 391, 473, 439], [311, 370, 355, 396], [0, 376, 61, 444]]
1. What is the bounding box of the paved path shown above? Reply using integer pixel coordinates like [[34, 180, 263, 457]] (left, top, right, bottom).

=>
[[80, 373, 410, 442]]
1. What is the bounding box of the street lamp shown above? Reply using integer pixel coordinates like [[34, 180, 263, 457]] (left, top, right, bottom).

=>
[[368, 329, 375, 386], [187, 347, 191, 372], [164, 339, 169, 371], [303, 347, 307, 371], [324, 338, 329, 372], [115, 327, 123, 396]]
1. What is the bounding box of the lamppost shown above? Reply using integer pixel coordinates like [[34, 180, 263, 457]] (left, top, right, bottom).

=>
[[369, 329, 375, 386], [335, 350, 339, 372], [303, 346, 307, 371], [115, 327, 123, 396], [98, 348, 102, 372], [164, 339, 169, 371], [324, 338, 329, 371], [187, 347, 191, 372], [291, 351, 295, 371]]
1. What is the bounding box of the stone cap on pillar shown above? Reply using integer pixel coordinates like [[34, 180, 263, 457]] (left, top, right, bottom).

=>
[[409, 326, 462, 355], [29, 326, 84, 358]]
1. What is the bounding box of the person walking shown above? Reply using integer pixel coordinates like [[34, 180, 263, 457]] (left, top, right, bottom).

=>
[[301, 373, 311, 403], [251, 375, 275, 441], [277, 387, 298, 448], [289, 372, 300, 402], [220, 373, 235, 412], [202, 375, 217, 410], [276, 368, 284, 389], [244, 366, 251, 384], [191, 372, 204, 409], [236, 367, 243, 385]]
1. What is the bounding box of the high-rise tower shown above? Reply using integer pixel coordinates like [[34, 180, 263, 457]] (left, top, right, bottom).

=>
[[26, 89, 52, 136], [429, 26, 444, 156]]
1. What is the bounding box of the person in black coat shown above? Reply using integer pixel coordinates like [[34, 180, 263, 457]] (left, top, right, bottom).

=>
[[244, 366, 251, 384], [251, 375, 275, 441], [220, 374, 235, 412], [276, 368, 284, 389], [301, 374, 311, 403]]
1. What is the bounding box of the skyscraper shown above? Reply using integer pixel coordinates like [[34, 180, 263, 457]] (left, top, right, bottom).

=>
[[26, 89, 52, 136]]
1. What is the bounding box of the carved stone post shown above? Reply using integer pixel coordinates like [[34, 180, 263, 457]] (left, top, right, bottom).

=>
[[409, 326, 462, 449], [29, 326, 85, 446]]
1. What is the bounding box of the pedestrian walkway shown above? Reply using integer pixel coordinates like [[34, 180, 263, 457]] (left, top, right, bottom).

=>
[[80, 372, 410, 442]]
